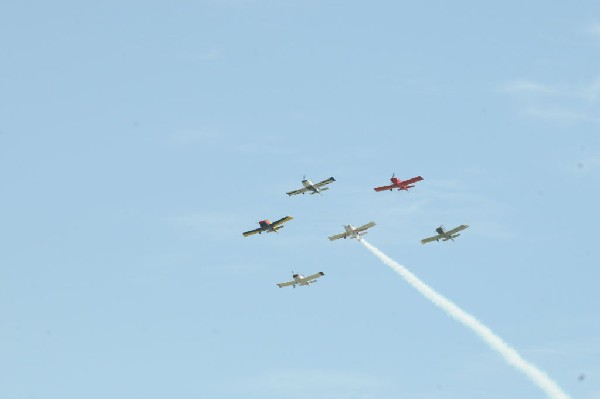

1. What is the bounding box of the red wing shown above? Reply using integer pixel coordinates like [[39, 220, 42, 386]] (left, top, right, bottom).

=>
[[374, 184, 396, 192], [401, 176, 424, 185]]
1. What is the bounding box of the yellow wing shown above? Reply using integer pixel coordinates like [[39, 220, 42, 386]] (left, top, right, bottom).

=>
[[446, 224, 469, 236], [313, 177, 336, 188], [299, 272, 325, 283], [420, 234, 442, 244], [271, 216, 294, 228], [286, 187, 308, 196], [277, 280, 296, 288], [242, 228, 262, 237], [328, 232, 347, 241], [355, 221, 376, 232]]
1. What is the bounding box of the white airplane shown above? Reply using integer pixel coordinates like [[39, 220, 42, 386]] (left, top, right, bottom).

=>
[[276, 271, 325, 288], [421, 224, 469, 244], [328, 222, 376, 241], [286, 176, 336, 196]]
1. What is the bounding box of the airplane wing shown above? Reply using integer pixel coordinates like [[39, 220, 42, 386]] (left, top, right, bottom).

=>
[[276, 280, 296, 288], [355, 221, 376, 232], [445, 224, 469, 236], [271, 216, 294, 228], [286, 187, 308, 196], [328, 232, 347, 241], [421, 234, 443, 244], [313, 177, 336, 188], [373, 184, 395, 192], [298, 271, 325, 283], [402, 176, 424, 185], [242, 227, 262, 237]]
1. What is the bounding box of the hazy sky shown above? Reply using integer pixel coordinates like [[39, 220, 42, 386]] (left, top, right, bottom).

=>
[[1, 1, 599, 398]]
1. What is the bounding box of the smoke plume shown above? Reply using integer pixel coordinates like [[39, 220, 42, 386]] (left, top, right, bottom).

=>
[[360, 239, 570, 399]]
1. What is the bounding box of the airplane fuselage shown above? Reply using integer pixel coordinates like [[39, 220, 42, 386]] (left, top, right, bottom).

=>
[[390, 177, 412, 191], [291, 273, 318, 288], [343, 224, 364, 239], [434, 227, 460, 241], [258, 220, 280, 233], [302, 179, 320, 194]]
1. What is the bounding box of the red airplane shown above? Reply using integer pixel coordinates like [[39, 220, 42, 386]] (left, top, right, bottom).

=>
[[374, 173, 423, 192]]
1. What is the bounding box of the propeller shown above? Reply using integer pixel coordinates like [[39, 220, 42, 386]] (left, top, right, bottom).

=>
[[391, 172, 395, 179]]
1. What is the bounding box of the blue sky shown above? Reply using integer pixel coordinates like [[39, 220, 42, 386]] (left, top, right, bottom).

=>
[[1, 1, 599, 398]]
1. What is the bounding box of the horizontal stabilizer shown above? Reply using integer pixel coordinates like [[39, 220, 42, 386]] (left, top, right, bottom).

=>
[[442, 233, 460, 241]]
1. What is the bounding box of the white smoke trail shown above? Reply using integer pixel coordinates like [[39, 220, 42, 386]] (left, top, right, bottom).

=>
[[359, 239, 570, 399]]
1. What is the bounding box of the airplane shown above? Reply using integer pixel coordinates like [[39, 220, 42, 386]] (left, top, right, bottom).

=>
[[276, 271, 325, 288], [242, 216, 294, 237], [328, 222, 376, 241], [374, 173, 423, 192], [420, 224, 469, 244], [286, 176, 336, 196]]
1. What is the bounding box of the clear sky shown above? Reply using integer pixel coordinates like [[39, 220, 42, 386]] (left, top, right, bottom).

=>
[[1, 1, 599, 398]]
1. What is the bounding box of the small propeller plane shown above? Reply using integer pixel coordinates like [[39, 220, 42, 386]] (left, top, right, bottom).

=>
[[328, 222, 376, 241], [276, 271, 325, 288], [374, 173, 423, 192], [242, 216, 294, 237], [420, 224, 469, 244], [286, 176, 336, 196]]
